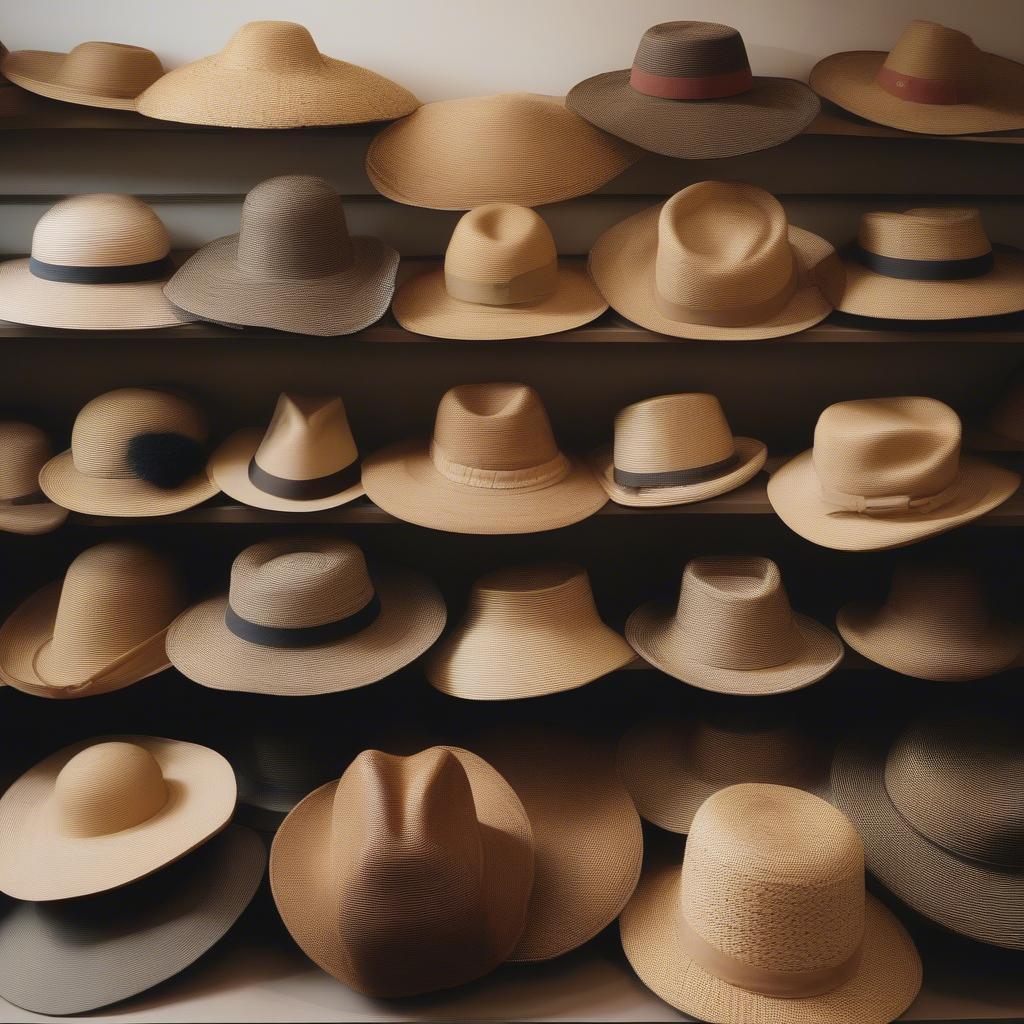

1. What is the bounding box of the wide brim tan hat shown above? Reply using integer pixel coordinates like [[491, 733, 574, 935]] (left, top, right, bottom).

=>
[[0, 501, 67, 536], [1, 49, 142, 110]]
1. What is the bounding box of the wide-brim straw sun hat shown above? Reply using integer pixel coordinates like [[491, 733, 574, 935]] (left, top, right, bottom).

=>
[[0, 421, 67, 536]]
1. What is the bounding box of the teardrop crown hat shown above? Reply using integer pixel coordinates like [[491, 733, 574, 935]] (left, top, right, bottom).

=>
[[589, 181, 843, 340], [0, 422, 67, 536]]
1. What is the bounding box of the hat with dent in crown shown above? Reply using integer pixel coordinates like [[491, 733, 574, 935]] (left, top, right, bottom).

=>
[[135, 20, 418, 127], [164, 175, 399, 336], [0, 735, 236, 900], [0, 422, 67, 536], [393, 204, 607, 340], [589, 181, 843, 340], [768, 397, 1020, 551], [270, 746, 534, 997], [621, 784, 922, 1023]]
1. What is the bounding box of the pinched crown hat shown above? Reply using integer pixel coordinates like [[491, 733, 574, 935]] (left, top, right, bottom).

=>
[[0, 422, 67, 535]]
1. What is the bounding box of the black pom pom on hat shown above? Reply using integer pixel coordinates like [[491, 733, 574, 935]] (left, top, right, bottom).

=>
[[127, 432, 207, 489]]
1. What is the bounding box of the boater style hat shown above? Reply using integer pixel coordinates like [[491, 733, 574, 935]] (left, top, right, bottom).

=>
[[972, 373, 1024, 451], [621, 784, 922, 1024], [135, 20, 418, 127], [166, 536, 446, 696], [768, 397, 1020, 551], [627, 557, 844, 696], [365, 93, 638, 210], [567, 21, 820, 159], [810, 20, 1024, 136], [363, 383, 607, 534], [589, 181, 843, 340], [271, 746, 534, 997], [0, 422, 67, 535], [164, 175, 399, 336], [0, 194, 194, 331], [591, 393, 767, 507], [393, 204, 607, 340]]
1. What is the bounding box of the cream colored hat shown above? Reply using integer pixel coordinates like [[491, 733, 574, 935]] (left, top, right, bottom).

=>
[[0, 735, 236, 901], [426, 563, 634, 700], [166, 536, 446, 696], [0, 541, 184, 699], [365, 93, 639, 210], [768, 397, 1020, 551], [363, 383, 608, 535], [210, 393, 362, 512], [40, 387, 218, 516], [627, 556, 844, 696], [589, 181, 843, 340], [393, 204, 607, 340], [0, 194, 194, 331], [270, 746, 534, 997], [591, 393, 767, 507], [135, 20, 418, 127], [621, 784, 922, 1024], [0, 422, 67, 535], [971, 374, 1024, 451]]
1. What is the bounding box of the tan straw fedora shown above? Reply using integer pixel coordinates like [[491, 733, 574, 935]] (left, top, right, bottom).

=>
[[0, 735, 236, 901], [135, 20, 418, 127], [810, 20, 1024, 136], [0, 422, 67, 536], [589, 181, 843, 340], [591, 393, 767, 507], [164, 175, 399, 336], [0, 541, 184, 700], [971, 373, 1024, 451], [393, 204, 607, 340], [365, 92, 639, 210], [768, 397, 1020, 551], [621, 784, 922, 1024], [0, 194, 194, 331], [363, 383, 607, 534], [270, 746, 534, 997], [166, 536, 445, 696], [627, 556, 844, 696]]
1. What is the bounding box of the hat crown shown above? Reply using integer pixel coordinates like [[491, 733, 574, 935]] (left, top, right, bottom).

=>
[[882, 563, 995, 637], [56, 41, 163, 97], [686, 721, 817, 782], [444, 204, 557, 289], [253, 393, 358, 481], [0, 421, 50, 499], [857, 208, 991, 262], [633, 21, 750, 77], [468, 563, 601, 629], [883, 20, 981, 84], [216, 21, 324, 73]]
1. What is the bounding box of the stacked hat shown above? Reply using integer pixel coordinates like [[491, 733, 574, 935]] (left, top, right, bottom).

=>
[[0, 422, 67, 535], [972, 374, 1024, 451]]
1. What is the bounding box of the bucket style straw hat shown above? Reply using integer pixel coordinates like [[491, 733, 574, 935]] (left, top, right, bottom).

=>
[[768, 397, 1020, 551], [810, 20, 1024, 136], [627, 556, 844, 696], [271, 746, 535, 997], [0, 735, 236, 901], [0, 422, 67, 535], [365, 93, 639, 211], [567, 22, 820, 160], [426, 563, 634, 700], [0, 194, 194, 331], [0, 541, 184, 700], [972, 374, 1024, 451], [621, 784, 922, 1024], [164, 175, 400, 337], [363, 383, 607, 534], [589, 181, 843, 340], [832, 711, 1024, 949], [393, 204, 607, 340], [591, 393, 767, 507], [166, 536, 446, 696], [135, 20, 418, 127]]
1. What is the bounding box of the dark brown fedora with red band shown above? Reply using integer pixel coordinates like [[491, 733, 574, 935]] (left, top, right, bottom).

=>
[[566, 22, 820, 159]]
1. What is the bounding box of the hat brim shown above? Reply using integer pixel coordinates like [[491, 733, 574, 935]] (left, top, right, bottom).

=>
[[1, 50, 140, 110], [0, 501, 67, 537], [767, 450, 1021, 551]]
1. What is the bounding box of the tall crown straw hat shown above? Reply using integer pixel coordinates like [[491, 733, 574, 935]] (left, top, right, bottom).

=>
[[589, 181, 843, 340], [393, 204, 607, 340], [768, 397, 1020, 551], [621, 784, 922, 1023], [971, 373, 1024, 451], [810, 20, 1024, 135], [135, 20, 418, 127], [0, 422, 67, 535]]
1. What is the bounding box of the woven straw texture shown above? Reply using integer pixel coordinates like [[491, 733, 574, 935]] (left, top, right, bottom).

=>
[[0, 421, 67, 536]]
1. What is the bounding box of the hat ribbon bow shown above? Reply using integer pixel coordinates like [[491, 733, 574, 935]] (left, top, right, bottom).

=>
[[820, 478, 960, 516]]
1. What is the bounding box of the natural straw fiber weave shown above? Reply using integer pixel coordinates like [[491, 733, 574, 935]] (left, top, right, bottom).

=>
[[0, 422, 67, 536]]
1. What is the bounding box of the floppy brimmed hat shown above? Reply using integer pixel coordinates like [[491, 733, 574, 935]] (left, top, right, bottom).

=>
[[0, 422, 67, 536]]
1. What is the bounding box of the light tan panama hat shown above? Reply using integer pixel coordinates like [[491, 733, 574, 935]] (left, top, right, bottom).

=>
[[0, 422, 67, 535]]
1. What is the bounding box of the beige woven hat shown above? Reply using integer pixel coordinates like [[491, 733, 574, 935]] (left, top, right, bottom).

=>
[[0, 735, 236, 901], [0, 541, 184, 700], [363, 383, 607, 534], [621, 784, 922, 1024], [40, 387, 218, 516], [810, 20, 1024, 136], [270, 746, 534, 997], [589, 181, 843, 340], [393, 204, 607, 340], [626, 556, 844, 695], [365, 93, 639, 210], [0, 422, 67, 536], [971, 374, 1024, 451], [591, 393, 767, 507], [166, 536, 445, 696], [0, 194, 194, 331], [135, 20, 418, 127], [768, 397, 1020, 551]]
